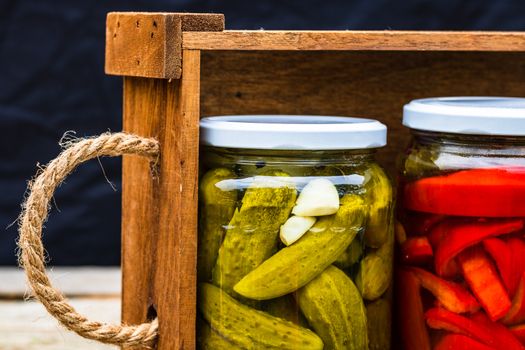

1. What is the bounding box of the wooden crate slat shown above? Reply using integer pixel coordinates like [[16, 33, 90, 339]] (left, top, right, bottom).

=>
[[105, 12, 223, 79], [183, 30, 525, 51]]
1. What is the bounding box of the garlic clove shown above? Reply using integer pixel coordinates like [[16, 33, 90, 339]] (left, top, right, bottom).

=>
[[292, 178, 340, 216], [280, 215, 317, 246]]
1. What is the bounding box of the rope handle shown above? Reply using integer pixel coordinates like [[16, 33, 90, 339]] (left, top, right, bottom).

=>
[[18, 132, 160, 348]]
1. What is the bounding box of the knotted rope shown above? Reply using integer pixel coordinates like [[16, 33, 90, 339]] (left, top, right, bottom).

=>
[[17, 132, 160, 348]]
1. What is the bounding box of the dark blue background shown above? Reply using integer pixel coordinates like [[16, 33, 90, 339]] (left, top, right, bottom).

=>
[[1, 0, 525, 265]]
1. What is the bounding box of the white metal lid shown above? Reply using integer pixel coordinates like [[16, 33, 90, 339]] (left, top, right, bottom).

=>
[[199, 115, 387, 150], [403, 97, 525, 135]]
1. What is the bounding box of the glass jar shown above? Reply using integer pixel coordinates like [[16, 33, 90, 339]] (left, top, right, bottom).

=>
[[396, 97, 525, 350], [196, 115, 393, 349]]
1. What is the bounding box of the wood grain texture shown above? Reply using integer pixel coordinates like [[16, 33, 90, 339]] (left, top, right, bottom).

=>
[[183, 30, 525, 51], [122, 76, 163, 349], [121, 49, 201, 350], [200, 50, 525, 175], [106, 12, 223, 79]]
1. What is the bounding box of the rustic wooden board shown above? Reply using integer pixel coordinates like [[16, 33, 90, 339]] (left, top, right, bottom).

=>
[[0, 298, 120, 350], [121, 49, 201, 350], [0, 268, 120, 350], [0, 267, 120, 298], [184, 30, 525, 51], [200, 50, 525, 175], [105, 12, 223, 79]]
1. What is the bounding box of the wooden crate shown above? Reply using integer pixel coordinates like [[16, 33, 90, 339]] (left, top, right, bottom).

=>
[[104, 12, 525, 350]]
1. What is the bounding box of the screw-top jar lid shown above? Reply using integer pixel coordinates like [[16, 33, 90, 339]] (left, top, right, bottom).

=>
[[403, 97, 525, 135], [199, 115, 387, 150]]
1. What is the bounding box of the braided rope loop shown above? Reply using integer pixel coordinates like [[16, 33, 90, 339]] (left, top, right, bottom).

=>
[[18, 132, 160, 347]]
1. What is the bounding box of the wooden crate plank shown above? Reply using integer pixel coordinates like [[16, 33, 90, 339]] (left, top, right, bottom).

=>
[[0, 298, 120, 350], [0, 267, 120, 299], [105, 12, 223, 79], [200, 50, 525, 175], [121, 49, 201, 350], [184, 30, 525, 51]]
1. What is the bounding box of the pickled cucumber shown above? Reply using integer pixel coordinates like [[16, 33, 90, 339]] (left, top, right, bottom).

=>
[[198, 168, 237, 281], [356, 229, 393, 301], [297, 265, 368, 350], [363, 164, 392, 248], [199, 283, 323, 349], [234, 194, 366, 300], [212, 171, 297, 296], [197, 318, 241, 350], [334, 237, 364, 269], [265, 294, 308, 327], [403, 145, 439, 178], [366, 298, 391, 350]]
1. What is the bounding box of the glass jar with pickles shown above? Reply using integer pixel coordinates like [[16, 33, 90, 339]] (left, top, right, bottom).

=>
[[197, 115, 393, 349], [396, 97, 525, 350]]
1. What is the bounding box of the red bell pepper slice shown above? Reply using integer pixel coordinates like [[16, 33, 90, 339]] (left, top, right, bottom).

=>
[[434, 334, 495, 350], [483, 238, 516, 296], [404, 168, 525, 217], [434, 219, 523, 277], [401, 237, 433, 265], [458, 247, 512, 321], [410, 267, 479, 313], [425, 308, 497, 346], [510, 324, 525, 345], [471, 312, 524, 350], [397, 269, 430, 350], [426, 308, 523, 350], [509, 238, 525, 293], [504, 272, 525, 325]]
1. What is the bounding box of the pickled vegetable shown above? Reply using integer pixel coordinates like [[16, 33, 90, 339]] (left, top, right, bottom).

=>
[[234, 194, 367, 300], [292, 178, 340, 216], [356, 225, 393, 301], [198, 168, 237, 281], [212, 171, 297, 295], [367, 298, 391, 350], [457, 247, 511, 321], [297, 265, 368, 350], [334, 237, 364, 270], [197, 318, 241, 350], [397, 269, 430, 350], [198, 283, 323, 349], [363, 164, 393, 247], [280, 215, 317, 246], [199, 147, 393, 350], [404, 168, 525, 217], [264, 294, 308, 327]]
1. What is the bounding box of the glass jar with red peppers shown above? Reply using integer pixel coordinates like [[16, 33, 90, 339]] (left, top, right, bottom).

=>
[[396, 97, 525, 350]]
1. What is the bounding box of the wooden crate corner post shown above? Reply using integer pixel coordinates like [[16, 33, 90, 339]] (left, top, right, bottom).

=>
[[105, 12, 224, 350]]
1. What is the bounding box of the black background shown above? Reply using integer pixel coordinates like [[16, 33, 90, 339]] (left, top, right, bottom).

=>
[[1, 0, 525, 265]]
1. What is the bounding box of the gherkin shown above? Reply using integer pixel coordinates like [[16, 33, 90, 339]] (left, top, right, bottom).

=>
[[198, 168, 237, 282], [234, 194, 367, 300], [297, 265, 368, 350], [212, 170, 297, 296], [366, 298, 392, 350], [199, 283, 323, 350], [363, 164, 393, 248]]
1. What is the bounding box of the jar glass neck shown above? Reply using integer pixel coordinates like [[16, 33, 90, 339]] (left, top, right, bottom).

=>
[[411, 129, 525, 147], [202, 146, 377, 166]]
